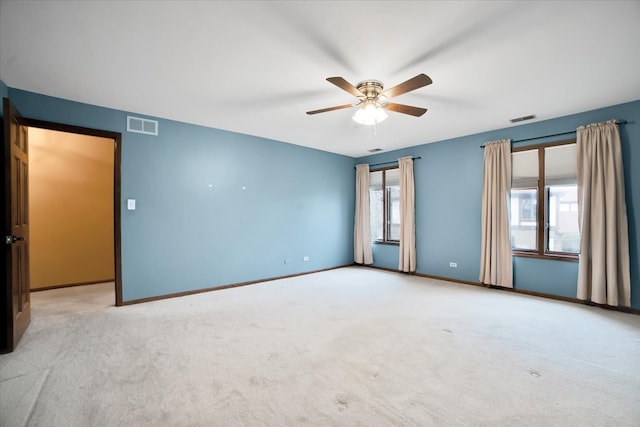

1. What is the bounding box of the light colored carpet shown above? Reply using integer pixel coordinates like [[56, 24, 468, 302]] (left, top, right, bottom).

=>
[[1, 267, 639, 426]]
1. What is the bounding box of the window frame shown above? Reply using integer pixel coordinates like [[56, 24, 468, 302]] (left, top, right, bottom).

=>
[[511, 139, 579, 262], [370, 166, 400, 246]]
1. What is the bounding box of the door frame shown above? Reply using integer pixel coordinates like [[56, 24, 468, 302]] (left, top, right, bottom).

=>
[[24, 118, 123, 306]]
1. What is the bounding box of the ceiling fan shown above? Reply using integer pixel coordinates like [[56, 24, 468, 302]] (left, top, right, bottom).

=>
[[306, 74, 432, 125]]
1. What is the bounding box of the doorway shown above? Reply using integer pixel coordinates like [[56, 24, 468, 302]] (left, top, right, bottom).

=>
[[25, 118, 123, 307]]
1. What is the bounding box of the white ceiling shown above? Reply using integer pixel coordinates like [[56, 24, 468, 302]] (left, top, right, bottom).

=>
[[1, 1, 639, 158]]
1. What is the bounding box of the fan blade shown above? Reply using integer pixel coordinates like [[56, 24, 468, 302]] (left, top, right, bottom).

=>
[[326, 77, 362, 97], [380, 74, 432, 99], [306, 104, 354, 115], [384, 103, 428, 117]]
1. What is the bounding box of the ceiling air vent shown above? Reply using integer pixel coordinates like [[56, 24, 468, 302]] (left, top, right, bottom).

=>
[[368, 148, 384, 153], [510, 114, 536, 124], [127, 116, 158, 136]]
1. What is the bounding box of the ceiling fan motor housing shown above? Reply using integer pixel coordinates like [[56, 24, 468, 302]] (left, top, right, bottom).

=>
[[356, 80, 384, 100]]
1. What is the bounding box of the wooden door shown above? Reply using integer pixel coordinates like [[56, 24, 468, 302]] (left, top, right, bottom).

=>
[[2, 97, 31, 352]]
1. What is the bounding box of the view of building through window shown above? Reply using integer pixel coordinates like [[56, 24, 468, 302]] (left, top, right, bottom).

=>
[[511, 188, 537, 250], [370, 171, 383, 241], [369, 168, 400, 243], [510, 142, 579, 256], [547, 185, 579, 253]]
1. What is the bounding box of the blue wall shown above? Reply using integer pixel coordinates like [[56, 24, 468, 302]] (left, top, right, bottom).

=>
[[8, 89, 356, 301], [358, 100, 640, 310], [5, 82, 639, 309]]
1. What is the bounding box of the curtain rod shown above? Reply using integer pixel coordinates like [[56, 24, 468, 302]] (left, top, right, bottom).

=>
[[480, 120, 628, 148], [355, 156, 421, 169]]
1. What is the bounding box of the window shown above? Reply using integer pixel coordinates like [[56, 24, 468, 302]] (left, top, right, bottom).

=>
[[511, 141, 579, 259], [370, 167, 400, 244]]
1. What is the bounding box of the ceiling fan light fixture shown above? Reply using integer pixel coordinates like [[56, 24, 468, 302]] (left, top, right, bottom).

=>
[[352, 101, 387, 126]]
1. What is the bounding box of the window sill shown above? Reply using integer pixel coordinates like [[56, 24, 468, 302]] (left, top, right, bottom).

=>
[[373, 240, 400, 246], [513, 251, 579, 262]]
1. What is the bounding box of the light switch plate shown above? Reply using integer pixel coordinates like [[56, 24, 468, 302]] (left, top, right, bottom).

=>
[[127, 199, 136, 210]]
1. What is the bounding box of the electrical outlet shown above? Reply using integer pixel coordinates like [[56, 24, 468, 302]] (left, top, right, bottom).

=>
[[284, 259, 290, 265], [303, 256, 309, 262], [449, 262, 458, 268]]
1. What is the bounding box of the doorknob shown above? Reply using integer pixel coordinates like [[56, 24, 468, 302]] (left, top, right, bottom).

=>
[[5, 235, 25, 244]]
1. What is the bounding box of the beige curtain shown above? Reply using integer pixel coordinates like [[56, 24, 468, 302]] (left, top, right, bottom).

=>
[[479, 139, 513, 287], [398, 157, 416, 272], [354, 164, 373, 265], [577, 121, 630, 307]]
